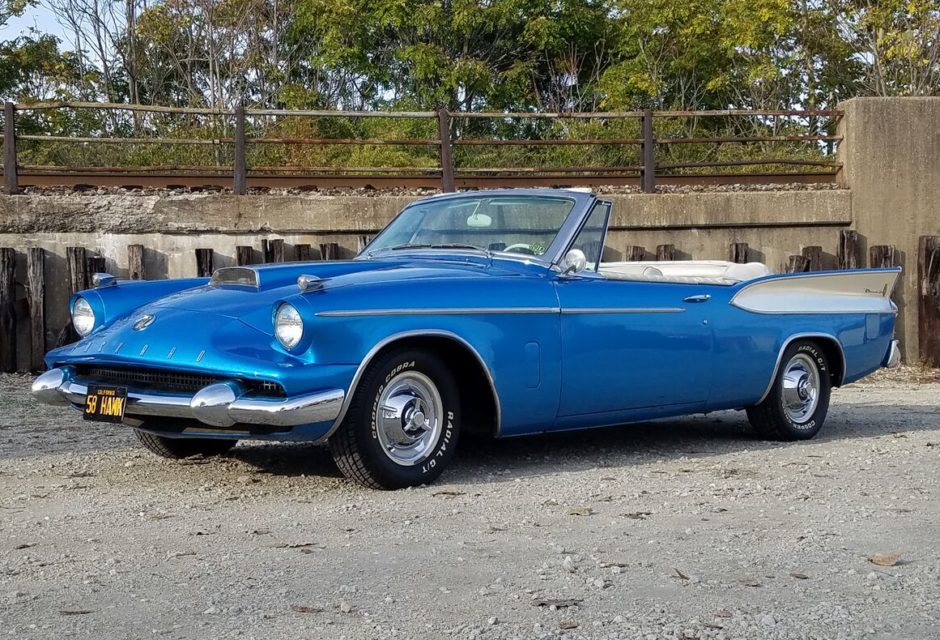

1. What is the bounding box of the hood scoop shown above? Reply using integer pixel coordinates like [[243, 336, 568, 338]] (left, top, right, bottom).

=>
[[210, 267, 259, 288]]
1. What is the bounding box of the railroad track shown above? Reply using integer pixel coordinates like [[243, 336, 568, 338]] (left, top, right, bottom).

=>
[[9, 170, 837, 191]]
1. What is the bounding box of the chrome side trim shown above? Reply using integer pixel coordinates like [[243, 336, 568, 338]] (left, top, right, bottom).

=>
[[321, 329, 502, 442], [317, 307, 559, 318], [318, 306, 685, 317], [755, 333, 847, 404], [559, 307, 685, 315]]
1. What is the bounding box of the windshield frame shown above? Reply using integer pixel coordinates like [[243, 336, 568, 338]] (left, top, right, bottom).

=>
[[358, 189, 597, 266]]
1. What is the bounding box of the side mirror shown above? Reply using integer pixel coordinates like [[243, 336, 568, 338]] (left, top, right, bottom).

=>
[[561, 249, 587, 275]]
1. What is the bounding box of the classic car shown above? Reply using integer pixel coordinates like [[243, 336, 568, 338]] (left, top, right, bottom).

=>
[[32, 189, 901, 489]]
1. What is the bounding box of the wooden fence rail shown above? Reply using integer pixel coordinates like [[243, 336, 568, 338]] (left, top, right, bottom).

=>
[[1, 102, 843, 195]]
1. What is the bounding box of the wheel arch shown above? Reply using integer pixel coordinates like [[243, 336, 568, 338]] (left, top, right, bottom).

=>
[[756, 333, 846, 404], [327, 330, 501, 440]]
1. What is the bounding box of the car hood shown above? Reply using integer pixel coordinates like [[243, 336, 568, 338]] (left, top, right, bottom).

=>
[[143, 255, 546, 334]]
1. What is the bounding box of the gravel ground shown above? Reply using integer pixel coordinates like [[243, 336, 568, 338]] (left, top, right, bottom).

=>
[[1, 369, 938, 640]]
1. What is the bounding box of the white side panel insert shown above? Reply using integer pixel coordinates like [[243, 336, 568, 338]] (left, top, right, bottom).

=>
[[731, 270, 900, 315]]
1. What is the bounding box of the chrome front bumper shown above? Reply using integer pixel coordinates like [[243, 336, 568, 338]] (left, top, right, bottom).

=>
[[31, 366, 344, 429], [885, 339, 901, 368]]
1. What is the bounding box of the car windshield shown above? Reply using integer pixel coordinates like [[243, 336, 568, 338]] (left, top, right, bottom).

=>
[[364, 195, 576, 258]]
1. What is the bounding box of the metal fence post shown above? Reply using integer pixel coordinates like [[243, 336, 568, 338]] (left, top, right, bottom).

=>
[[233, 104, 247, 195], [641, 108, 655, 193], [438, 107, 455, 192], [3, 102, 18, 195]]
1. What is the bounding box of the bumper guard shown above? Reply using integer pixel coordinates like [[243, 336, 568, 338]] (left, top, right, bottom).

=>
[[31, 366, 344, 429]]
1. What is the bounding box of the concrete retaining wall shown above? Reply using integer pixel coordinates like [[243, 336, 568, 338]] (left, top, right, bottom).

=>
[[1, 189, 855, 371]]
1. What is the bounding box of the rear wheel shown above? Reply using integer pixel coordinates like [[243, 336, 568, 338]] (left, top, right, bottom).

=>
[[746, 340, 832, 441], [330, 348, 460, 489], [134, 428, 237, 459]]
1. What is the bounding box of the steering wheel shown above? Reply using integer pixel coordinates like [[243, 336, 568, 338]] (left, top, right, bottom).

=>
[[504, 243, 535, 255]]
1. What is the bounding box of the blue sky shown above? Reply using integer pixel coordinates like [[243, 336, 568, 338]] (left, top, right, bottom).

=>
[[3, 4, 65, 41]]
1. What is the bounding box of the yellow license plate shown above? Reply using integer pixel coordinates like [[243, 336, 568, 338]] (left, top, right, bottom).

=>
[[83, 385, 128, 423]]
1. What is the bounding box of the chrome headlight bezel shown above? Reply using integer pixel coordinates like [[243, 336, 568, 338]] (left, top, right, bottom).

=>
[[274, 303, 304, 350], [71, 297, 96, 337]]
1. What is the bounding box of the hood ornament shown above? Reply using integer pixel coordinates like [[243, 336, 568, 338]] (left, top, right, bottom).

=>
[[133, 314, 155, 331], [297, 275, 325, 292]]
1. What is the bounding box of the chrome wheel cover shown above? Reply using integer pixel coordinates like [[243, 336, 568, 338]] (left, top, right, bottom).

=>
[[376, 371, 443, 466], [781, 353, 820, 424]]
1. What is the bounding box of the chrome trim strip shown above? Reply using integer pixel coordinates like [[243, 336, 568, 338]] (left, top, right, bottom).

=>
[[755, 333, 847, 404], [316, 307, 560, 317], [32, 367, 345, 428], [559, 307, 686, 315], [322, 329, 502, 442], [320, 306, 686, 318]]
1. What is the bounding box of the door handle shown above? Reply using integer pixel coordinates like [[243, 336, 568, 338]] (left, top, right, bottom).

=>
[[683, 294, 711, 303]]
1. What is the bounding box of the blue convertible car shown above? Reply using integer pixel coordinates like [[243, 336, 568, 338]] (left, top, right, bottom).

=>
[[33, 189, 901, 488]]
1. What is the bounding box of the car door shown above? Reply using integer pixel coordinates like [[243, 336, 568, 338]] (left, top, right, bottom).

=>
[[552, 201, 714, 417], [555, 276, 714, 416]]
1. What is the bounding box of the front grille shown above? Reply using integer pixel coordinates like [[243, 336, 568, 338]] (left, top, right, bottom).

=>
[[74, 365, 285, 397]]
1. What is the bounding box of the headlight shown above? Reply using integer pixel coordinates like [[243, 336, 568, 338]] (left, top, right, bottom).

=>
[[274, 303, 303, 349], [71, 297, 96, 337]]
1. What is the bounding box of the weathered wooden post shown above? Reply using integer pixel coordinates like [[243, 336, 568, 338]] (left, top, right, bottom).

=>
[[438, 107, 455, 193], [195, 248, 214, 276], [656, 244, 675, 261], [837, 230, 861, 269], [86, 254, 106, 275], [626, 245, 646, 261], [869, 244, 899, 268], [0, 248, 16, 372], [786, 255, 810, 273], [641, 109, 655, 193], [27, 247, 45, 371], [295, 244, 312, 261], [235, 245, 254, 266], [233, 104, 247, 195], [263, 239, 285, 263], [918, 236, 940, 366], [66, 246, 88, 293], [729, 242, 749, 264], [319, 242, 340, 261], [3, 102, 18, 195], [801, 246, 823, 271], [127, 244, 145, 279]]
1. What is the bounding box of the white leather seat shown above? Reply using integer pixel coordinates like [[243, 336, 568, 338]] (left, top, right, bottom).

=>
[[599, 260, 770, 285]]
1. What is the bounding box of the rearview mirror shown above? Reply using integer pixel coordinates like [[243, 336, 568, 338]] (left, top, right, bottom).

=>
[[466, 213, 492, 228], [562, 249, 587, 275]]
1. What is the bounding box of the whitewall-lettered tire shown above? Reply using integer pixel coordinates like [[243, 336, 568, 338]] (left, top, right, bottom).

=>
[[746, 340, 832, 441], [329, 349, 460, 489]]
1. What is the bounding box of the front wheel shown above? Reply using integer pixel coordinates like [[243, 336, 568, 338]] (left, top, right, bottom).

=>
[[134, 428, 237, 459], [746, 340, 832, 441], [330, 349, 460, 489]]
